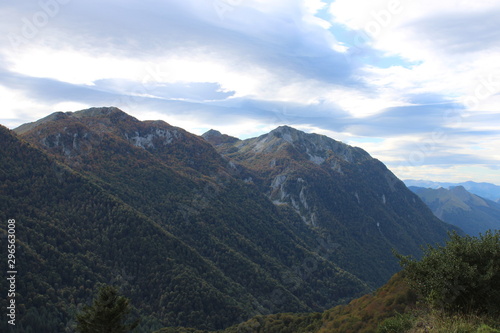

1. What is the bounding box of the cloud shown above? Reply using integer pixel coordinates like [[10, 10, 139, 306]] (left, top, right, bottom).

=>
[[92, 80, 236, 102], [2, 0, 359, 95], [0, 0, 499, 183], [405, 10, 500, 55], [344, 103, 459, 136], [329, 0, 500, 104]]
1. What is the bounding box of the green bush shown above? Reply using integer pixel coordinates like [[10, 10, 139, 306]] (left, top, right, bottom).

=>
[[397, 231, 500, 315], [377, 313, 414, 333]]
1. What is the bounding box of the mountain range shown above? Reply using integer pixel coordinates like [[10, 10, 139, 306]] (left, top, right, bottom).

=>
[[409, 186, 500, 236], [404, 179, 500, 202], [1, 107, 458, 332]]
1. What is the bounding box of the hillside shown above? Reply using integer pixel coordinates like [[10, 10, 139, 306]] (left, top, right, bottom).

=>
[[6, 108, 370, 330], [170, 269, 499, 333], [205, 125, 459, 287], [157, 231, 500, 333], [409, 186, 500, 235], [3, 107, 458, 331], [156, 273, 417, 333], [0, 124, 260, 332]]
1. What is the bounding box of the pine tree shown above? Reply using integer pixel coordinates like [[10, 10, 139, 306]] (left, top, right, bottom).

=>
[[76, 285, 140, 333]]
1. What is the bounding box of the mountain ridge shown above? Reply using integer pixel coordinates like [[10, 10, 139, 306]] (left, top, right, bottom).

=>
[[205, 125, 371, 168], [409, 185, 500, 236], [8, 109, 373, 330], [202, 124, 459, 287], [4, 107, 460, 330], [405, 179, 500, 202]]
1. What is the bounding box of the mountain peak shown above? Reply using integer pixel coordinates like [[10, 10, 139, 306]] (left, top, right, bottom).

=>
[[450, 185, 468, 194], [71, 106, 127, 119], [267, 125, 335, 146], [268, 125, 303, 144], [14, 107, 131, 135], [202, 129, 240, 145], [202, 129, 223, 138], [15, 108, 233, 176], [262, 125, 371, 164], [271, 125, 296, 134]]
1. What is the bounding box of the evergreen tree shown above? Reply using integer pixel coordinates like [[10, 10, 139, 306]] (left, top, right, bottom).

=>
[[76, 285, 139, 333]]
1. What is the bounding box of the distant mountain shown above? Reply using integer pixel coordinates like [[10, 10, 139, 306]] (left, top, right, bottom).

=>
[[409, 186, 500, 236], [201, 129, 239, 145], [2, 108, 458, 331], [404, 179, 500, 202]]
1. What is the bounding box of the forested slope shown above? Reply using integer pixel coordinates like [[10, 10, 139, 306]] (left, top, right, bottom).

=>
[[1, 107, 460, 331]]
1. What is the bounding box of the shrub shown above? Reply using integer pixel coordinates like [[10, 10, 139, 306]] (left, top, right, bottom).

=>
[[376, 313, 414, 333], [397, 231, 500, 315]]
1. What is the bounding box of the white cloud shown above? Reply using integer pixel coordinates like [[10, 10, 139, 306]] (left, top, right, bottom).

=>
[[392, 164, 500, 184], [0, 85, 55, 127], [329, 0, 500, 110], [53, 101, 91, 113], [0, 0, 499, 183], [7, 48, 146, 85]]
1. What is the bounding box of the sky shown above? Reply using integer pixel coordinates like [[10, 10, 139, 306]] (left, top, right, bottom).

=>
[[1, 0, 499, 184]]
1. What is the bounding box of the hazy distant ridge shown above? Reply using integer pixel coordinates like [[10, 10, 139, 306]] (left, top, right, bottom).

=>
[[408, 185, 500, 235], [404, 179, 500, 202]]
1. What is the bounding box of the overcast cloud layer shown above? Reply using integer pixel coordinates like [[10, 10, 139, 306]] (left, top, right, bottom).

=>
[[1, 0, 499, 183]]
